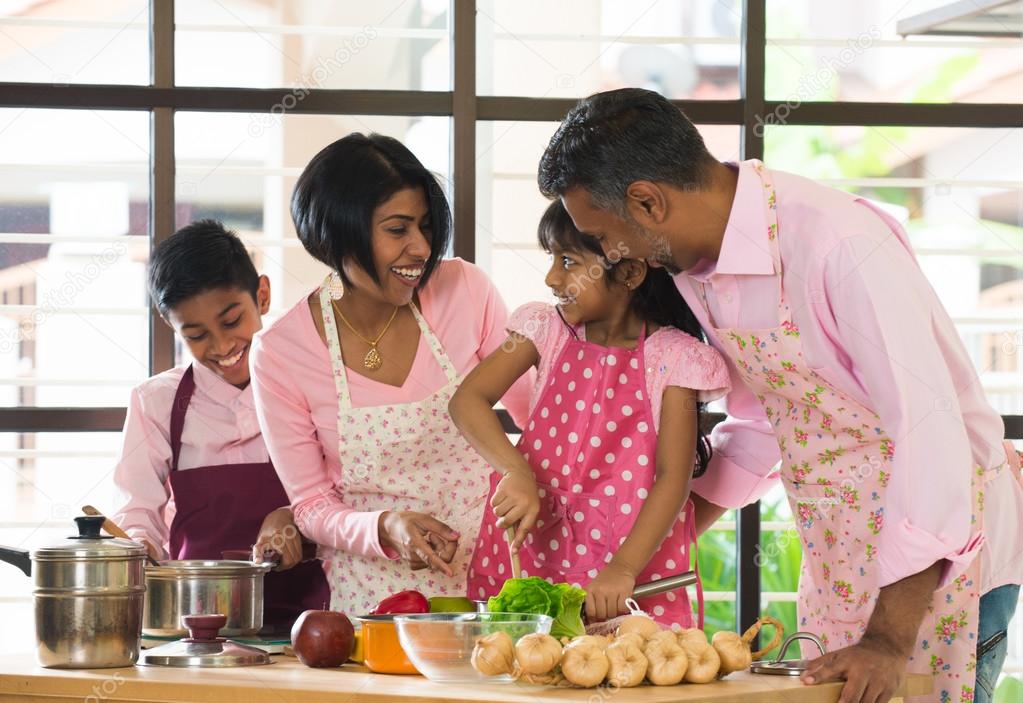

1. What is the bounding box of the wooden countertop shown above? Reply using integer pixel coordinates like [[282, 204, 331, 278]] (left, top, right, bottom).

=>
[[0, 654, 932, 703]]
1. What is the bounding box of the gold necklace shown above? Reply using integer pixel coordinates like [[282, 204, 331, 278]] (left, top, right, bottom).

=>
[[331, 300, 400, 371]]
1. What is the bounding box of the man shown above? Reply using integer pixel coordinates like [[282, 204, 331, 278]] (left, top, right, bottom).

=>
[[538, 88, 1022, 703]]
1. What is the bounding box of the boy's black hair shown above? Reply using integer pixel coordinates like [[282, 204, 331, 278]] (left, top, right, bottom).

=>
[[538, 200, 713, 476], [290, 132, 452, 289], [148, 219, 259, 315]]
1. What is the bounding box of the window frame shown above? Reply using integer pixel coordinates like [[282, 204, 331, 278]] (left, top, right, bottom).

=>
[[0, 0, 1020, 637]]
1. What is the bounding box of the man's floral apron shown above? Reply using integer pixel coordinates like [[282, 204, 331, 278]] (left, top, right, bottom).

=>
[[690, 161, 991, 702], [317, 280, 490, 614]]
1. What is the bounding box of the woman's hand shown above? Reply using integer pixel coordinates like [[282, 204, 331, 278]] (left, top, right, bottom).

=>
[[492, 469, 540, 552], [585, 563, 637, 622], [379, 511, 460, 577], [252, 507, 302, 571]]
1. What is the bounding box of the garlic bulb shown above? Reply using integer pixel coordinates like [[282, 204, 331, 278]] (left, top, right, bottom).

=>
[[605, 639, 648, 688], [514, 633, 562, 675], [471, 631, 515, 676], [643, 634, 688, 685], [560, 640, 610, 688]]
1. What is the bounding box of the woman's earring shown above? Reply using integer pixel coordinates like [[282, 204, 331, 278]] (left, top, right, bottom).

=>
[[328, 272, 344, 300]]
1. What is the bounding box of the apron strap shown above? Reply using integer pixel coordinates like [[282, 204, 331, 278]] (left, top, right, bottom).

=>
[[684, 499, 705, 629], [169, 365, 196, 473], [408, 301, 459, 384]]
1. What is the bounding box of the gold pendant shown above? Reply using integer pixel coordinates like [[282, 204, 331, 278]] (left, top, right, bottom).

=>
[[363, 346, 383, 370]]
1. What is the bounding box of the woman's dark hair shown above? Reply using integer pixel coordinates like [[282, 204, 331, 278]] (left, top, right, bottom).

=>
[[148, 219, 259, 315], [538, 201, 713, 476], [538, 88, 715, 215], [291, 132, 451, 289]]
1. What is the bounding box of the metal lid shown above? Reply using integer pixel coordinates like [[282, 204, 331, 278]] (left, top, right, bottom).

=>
[[144, 560, 273, 578], [750, 632, 826, 676], [32, 516, 146, 562], [140, 615, 273, 668]]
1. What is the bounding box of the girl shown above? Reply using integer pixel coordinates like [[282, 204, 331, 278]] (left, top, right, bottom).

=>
[[450, 201, 729, 627]]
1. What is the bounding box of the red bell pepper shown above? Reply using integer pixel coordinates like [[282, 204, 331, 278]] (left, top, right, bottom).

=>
[[371, 590, 429, 615]]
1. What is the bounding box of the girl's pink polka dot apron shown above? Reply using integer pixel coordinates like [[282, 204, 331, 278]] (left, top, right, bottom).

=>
[[687, 160, 991, 702], [468, 319, 703, 628], [318, 280, 490, 615]]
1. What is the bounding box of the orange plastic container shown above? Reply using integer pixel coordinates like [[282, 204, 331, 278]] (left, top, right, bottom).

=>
[[355, 615, 419, 675]]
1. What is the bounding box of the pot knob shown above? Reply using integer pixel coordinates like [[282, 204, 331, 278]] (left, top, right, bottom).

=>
[[181, 614, 227, 643], [70, 515, 111, 540]]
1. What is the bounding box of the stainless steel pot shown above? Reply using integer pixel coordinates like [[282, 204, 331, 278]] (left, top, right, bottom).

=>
[[143, 560, 273, 637], [0, 515, 146, 669]]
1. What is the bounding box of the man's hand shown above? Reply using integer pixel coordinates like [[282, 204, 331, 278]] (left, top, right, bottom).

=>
[[801, 634, 908, 703]]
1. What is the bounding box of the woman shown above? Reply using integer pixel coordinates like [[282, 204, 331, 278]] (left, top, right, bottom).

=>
[[250, 133, 531, 614]]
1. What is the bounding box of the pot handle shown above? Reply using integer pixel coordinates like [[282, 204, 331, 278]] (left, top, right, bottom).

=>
[[0, 546, 31, 576]]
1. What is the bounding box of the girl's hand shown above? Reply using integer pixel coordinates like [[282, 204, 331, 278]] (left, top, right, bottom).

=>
[[492, 469, 540, 552], [252, 507, 302, 571], [380, 511, 460, 577], [585, 563, 637, 622]]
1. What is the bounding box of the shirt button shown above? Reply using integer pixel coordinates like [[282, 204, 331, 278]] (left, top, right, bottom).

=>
[[724, 294, 734, 303]]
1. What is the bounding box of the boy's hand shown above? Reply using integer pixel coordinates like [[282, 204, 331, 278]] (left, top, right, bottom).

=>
[[585, 563, 637, 622], [492, 469, 540, 552], [252, 507, 302, 571], [140, 539, 162, 563]]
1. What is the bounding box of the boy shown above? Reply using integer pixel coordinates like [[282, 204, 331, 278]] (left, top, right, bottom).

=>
[[113, 219, 328, 628]]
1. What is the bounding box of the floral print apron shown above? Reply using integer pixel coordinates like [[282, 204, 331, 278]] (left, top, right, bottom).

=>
[[692, 161, 991, 702], [318, 280, 490, 614], [468, 319, 703, 628]]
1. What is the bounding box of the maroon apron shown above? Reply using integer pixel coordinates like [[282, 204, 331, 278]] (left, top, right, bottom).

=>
[[166, 365, 330, 630]]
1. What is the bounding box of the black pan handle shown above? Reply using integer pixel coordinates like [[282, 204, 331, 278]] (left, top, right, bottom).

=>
[[0, 546, 31, 576]]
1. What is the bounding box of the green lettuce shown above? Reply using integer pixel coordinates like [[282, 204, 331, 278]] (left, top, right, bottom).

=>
[[486, 577, 587, 639]]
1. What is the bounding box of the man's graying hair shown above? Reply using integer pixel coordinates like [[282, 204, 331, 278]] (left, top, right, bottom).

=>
[[538, 88, 715, 215]]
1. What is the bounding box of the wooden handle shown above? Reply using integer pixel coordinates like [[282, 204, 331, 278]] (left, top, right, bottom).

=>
[[82, 505, 159, 566], [81, 505, 130, 539], [504, 527, 521, 578]]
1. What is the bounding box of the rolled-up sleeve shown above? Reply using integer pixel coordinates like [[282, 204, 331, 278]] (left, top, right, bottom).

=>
[[250, 332, 396, 560], [112, 387, 173, 559], [825, 231, 981, 588], [691, 360, 782, 509]]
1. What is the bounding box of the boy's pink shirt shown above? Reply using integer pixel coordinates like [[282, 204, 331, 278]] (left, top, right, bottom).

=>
[[679, 160, 1023, 591], [111, 361, 269, 559], [249, 258, 533, 559]]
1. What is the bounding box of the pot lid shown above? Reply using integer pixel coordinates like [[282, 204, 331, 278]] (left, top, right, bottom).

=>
[[145, 559, 273, 577], [140, 615, 273, 668], [32, 516, 146, 561], [750, 632, 826, 676]]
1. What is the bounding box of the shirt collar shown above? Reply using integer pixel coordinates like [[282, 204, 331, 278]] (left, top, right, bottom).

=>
[[190, 360, 253, 409], [687, 160, 776, 281]]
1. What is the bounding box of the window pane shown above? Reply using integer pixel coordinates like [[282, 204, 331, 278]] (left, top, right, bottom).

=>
[[476, 120, 741, 314], [766, 0, 1023, 103], [175, 0, 450, 90], [174, 112, 450, 363], [0, 431, 122, 654], [0, 109, 150, 407], [765, 125, 1023, 414], [477, 0, 741, 99], [0, 1, 149, 85]]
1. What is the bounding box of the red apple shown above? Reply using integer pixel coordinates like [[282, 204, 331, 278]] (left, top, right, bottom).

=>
[[290, 609, 355, 668]]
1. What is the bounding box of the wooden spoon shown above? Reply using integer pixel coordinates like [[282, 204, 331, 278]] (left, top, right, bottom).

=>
[[82, 505, 159, 566]]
